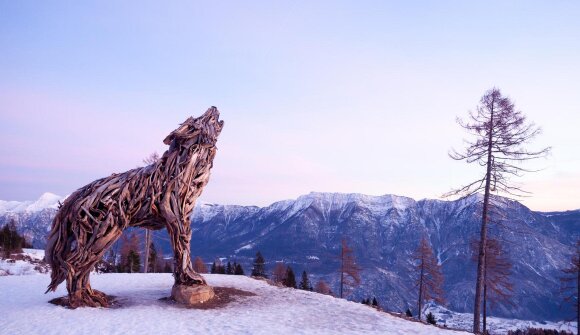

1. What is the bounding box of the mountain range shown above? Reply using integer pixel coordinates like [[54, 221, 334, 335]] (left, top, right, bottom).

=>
[[1, 191, 578, 322]]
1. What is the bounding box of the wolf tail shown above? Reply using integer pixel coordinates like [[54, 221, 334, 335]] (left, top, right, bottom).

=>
[[45, 210, 72, 293]]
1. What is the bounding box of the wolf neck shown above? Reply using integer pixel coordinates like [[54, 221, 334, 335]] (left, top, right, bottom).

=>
[[158, 139, 215, 215]]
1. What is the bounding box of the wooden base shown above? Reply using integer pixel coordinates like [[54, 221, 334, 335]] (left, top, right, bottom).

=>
[[171, 284, 215, 305]]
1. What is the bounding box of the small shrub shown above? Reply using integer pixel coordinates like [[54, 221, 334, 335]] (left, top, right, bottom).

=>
[[426, 312, 436, 325]]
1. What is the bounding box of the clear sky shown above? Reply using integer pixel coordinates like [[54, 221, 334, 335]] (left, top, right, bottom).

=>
[[1, 1, 579, 211]]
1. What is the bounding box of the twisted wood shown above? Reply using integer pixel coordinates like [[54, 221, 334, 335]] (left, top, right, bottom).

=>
[[45, 107, 224, 308]]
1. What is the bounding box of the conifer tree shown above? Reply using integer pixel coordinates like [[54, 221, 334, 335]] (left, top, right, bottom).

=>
[[299, 270, 311, 291], [127, 249, 141, 273], [234, 263, 245, 275], [283, 266, 297, 288], [226, 261, 233, 275], [251, 251, 267, 278], [426, 312, 437, 325], [211, 261, 217, 274], [119, 232, 141, 273], [446, 88, 550, 333], [338, 238, 361, 298], [372, 297, 378, 307], [405, 308, 413, 317], [413, 237, 445, 320]]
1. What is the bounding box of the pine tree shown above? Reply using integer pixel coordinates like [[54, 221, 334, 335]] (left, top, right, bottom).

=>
[[283, 266, 297, 288], [426, 312, 436, 325], [119, 232, 141, 273], [251, 251, 267, 278], [299, 270, 311, 290], [211, 258, 225, 274], [226, 261, 233, 275], [338, 238, 361, 298], [405, 308, 413, 317], [234, 263, 245, 275], [372, 297, 378, 307], [413, 237, 445, 320], [127, 249, 141, 273], [446, 88, 550, 333]]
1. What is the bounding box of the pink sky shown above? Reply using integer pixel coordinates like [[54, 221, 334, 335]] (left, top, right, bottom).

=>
[[1, 1, 579, 211]]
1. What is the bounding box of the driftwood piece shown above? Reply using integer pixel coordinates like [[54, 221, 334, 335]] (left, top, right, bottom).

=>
[[45, 107, 224, 308]]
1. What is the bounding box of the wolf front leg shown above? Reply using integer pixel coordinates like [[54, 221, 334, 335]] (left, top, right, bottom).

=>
[[165, 214, 214, 305], [165, 215, 207, 286]]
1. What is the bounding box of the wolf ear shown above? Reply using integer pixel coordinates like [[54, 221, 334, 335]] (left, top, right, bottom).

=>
[[163, 117, 195, 145]]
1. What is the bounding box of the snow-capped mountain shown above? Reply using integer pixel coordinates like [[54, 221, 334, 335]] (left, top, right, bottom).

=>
[[0, 192, 63, 214], [1, 192, 578, 323], [0, 193, 66, 247]]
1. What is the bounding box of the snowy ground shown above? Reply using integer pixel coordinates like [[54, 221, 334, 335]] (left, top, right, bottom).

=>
[[0, 249, 48, 276], [426, 304, 577, 335], [0, 272, 467, 335]]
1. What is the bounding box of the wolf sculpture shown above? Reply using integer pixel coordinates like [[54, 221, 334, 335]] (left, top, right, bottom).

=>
[[45, 107, 224, 308]]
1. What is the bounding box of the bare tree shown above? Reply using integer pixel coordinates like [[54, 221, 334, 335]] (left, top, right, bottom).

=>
[[413, 237, 445, 320], [561, 240, 579, 330], [143, 152, 160, 165], [445, 88, 550, 333], [193, 256, 208, 274], [314, 280, 333, 296], [119, 232, 141, 273], [272, 262, 287, 284], [338, 238, 361, 299], [471, 238, 513, 334]]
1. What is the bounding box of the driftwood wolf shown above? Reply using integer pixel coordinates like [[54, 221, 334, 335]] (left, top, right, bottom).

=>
[[45, 107, 224, 308]]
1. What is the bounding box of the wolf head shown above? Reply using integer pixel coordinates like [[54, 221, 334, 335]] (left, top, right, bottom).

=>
[[163, 106, 224, 146]]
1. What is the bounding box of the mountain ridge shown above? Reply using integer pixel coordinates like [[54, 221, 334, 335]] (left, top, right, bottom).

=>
[[1, 191, 578, 322]]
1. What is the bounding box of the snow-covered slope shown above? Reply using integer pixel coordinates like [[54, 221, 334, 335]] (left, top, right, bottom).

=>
[[0, 273, 466, 335], [0, 249, 48, 276], [425, 304, 577, 335]]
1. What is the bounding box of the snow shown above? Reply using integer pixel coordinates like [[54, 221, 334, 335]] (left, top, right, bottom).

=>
[[0, 258, 42, 276], [0, 192, 64, 214], [0, 249, 47, 276], [234, 243, 254, 253], [426, 304, 577, 335], [0, 273, 468, 335]]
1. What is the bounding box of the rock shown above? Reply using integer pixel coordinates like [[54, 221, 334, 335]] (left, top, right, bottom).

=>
[[171, 284, 215, 305]]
